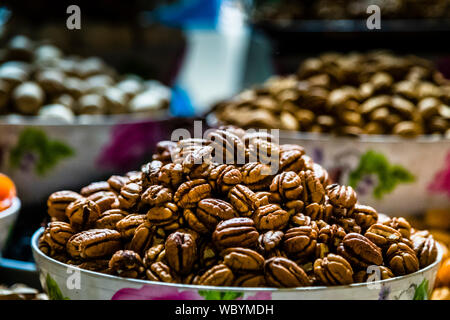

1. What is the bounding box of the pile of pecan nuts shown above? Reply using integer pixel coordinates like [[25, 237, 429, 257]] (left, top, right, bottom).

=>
[[39, 126, 438, 287], [213, 51, 450, 137]]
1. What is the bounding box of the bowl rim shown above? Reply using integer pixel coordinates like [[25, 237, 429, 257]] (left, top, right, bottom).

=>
[[0, 110, 172, 127], [0, 197, 21, 220], [31, 227, 443, 293], [206, 113, 450, 144]]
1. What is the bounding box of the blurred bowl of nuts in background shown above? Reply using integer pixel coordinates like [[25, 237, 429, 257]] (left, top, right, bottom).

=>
[[0, 35, 181, 204], [31, 227, 443, 300], [209, 51, 450, 215]]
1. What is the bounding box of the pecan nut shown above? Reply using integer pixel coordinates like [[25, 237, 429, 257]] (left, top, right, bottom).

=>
[[141, 160, 163, 188], [206, 129, 246, 164], [78, 259, 110, 273], [116, 214, 146, 239], [47, 191, 82, 221], [183, 208, 209, 234], [87, 191, 120, 212], [326, 184, 357, 209], [95, 209, 127, 229], [181, 146, 213, 179], [65, 198, 101, 230], [364, 224, 402, 248], [285, 200, 305, 216], [318, 224, 346, 249], [109, 250, 145, 278], [386, 242, 420, 276], [258, 230, 284, 254], [412, 234, 438, 268], [195, 264, 234, 286], [228, 184, 260, 217], [234, 274, 266, 287], [158, 163, 183, 189], [141, 185, 173, 206], [146, 261, 179, 283], [152, 141, 178, 164], [312, 163, 331, 187], [81, 181, 111, 196], [351, 204, 378, 230], [129, 222, 156, 254], [264, 257, 311, 287], [241, 162, 274, 191], [40, 222, 75, 252], [388, 217, 412, 239], [298, 170, 325, 205], [337, 233, 383, 269], [314, 253, 354, 285], [147, 202, 179, 226], [253, 204, 290, 231], [283, 226, 318, 258], [165, 231, 197, 275], [66, 229, 122, 259], [304, 202, 332, 221], [279, 148, 308, 173], [212, 217, 259, 249], [247, 138, 280, 164], [196, 198, 238, 230], [107, 175, 129, 193], [174, 179, 212, 209], [221, 247, 265, 272], [118, 182, 142, 209], [208, 164, 242, 193], [269, 171, 303, 202], [143, 244, 166, 267]]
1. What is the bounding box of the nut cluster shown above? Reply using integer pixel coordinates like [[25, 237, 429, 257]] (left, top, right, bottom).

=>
[[252, 0, 450, 22], [213, 51, 450, 137], [0, 35, 170, 120], [40, 126, 438, 287]]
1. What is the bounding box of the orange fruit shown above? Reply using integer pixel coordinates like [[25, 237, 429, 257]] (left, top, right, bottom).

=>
[[0, 173, 16, 211], [436, 258, 450, 287]]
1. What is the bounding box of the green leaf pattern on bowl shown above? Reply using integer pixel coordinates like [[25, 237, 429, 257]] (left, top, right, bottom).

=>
[[198, 290, 244, 300], [9, 127, 74, 176], [413, 279, 429, 300], [349, 150, 415, 199], [45, 274, 70, 300]]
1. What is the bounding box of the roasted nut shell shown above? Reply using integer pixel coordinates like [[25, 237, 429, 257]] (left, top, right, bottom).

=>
[[264, 257, 311, 288], [212, 217, 259, 249], [66, 229, 122, 259]]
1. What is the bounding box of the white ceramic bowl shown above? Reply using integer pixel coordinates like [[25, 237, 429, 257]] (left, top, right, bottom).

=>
[[31, 228, 442, 300], [280, 131, 450, 215], [0, 113, 177, 205], [0, 197, 21, 252]]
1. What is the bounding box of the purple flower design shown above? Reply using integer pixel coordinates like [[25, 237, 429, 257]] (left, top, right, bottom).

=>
[[378, 285, 391, 300], [428, 151, 450, 197], [111, 285, 204, 300], [242, 292, 272, 300], [111, 285, 273, 301], [97, 121, 167, 171], [311, 148, 324, 164]]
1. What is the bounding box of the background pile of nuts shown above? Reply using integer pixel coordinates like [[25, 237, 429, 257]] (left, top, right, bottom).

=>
[[252, 0, 450, 21], [39, 126, 439, 287], [0, 35, 171, 122], [213, 51, 450, 137], [0, 283, 47, 300]]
